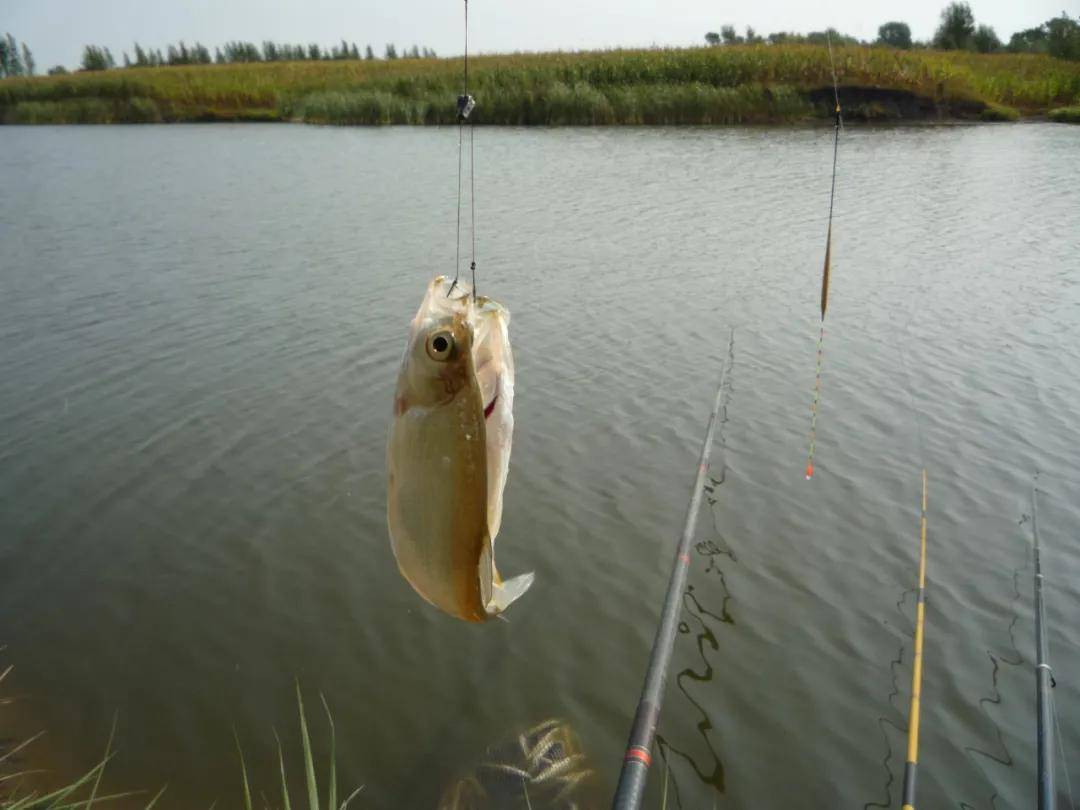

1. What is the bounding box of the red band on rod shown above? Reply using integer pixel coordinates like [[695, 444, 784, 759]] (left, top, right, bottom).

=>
[[624, 746, 652, 767]]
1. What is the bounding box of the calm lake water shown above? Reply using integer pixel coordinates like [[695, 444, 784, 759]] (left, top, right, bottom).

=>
[[1, 122, 1078, 809]]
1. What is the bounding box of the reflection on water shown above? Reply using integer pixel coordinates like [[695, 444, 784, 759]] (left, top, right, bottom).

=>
[[666, 585, 729, 790], [862, 642, 906, 810], [860, 579, 918, 810], [655, 351, 736, 805], [960, 535, 1029, 810]]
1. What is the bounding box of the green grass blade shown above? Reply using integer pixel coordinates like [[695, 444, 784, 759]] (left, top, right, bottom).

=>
[[0, 730, 45, 765], [320, 693, 336, 810], [4, 793, 39, 810], [85, 714, 118, 809], [7, 756, 112, 809], [295, 681, 319, 810], [274, 729, 293, 810], [233, 728, 254, 810], [5, 781, 127, 810], [0, 769, 44, 784], [339, 786, 364, 809], [143, 784, 168, 809], [44, 765, 109, 807], [53, 789, 143, 808]]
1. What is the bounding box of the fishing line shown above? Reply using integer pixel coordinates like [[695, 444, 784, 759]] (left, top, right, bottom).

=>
[[450, 0, 477, 299], [803, 31, 842, 480], [612, 330, 734, 810], [653, 738, 686, 810], [960, 518, 1036, 810], [646, 349, 737, 807], [707, 329, 735, 490], [454, 123, 464, 289], [892, 327, 929, 472], [1051, 685, 1077, 810], [862, 644, 906, 810], [660, 590, 726, 795], [644, 334, 737, 808], [470, 122, 477, 294], [466, 0, 477, 296], [864, 577, 926, 810], [961, 549, 1028, 806], [963, 650, 1016, 769]]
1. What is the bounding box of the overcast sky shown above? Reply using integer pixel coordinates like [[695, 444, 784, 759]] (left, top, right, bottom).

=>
[[5, 0, 1077, 72]]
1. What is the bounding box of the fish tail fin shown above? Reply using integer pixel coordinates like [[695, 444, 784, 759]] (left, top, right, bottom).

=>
[[487, 571, 534, 616]]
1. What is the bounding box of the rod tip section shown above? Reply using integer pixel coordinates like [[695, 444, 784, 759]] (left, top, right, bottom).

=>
[[805, 462, 814, 480]]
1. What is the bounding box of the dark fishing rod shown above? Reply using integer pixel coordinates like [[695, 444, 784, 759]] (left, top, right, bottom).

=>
[[902, 469, 929, 810], [1032, 483, 1055, 810], [612, 328, 734, 810]]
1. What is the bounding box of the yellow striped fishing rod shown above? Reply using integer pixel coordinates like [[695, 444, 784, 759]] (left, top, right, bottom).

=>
[[902, 469, 929, 810], [804, 33, 842, 480]]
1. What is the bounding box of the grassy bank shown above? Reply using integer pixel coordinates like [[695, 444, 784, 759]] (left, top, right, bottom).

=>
[[2, 45, 1080, 125], [1049, 104, 1080, 122]]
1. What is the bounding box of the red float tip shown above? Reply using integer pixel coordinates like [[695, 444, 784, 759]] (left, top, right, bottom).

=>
[[805, 463, 814, 480]]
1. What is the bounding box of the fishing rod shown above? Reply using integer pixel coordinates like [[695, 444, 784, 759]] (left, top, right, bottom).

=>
[[1032, 483, 1055, 810], [902, 469, 929, 810], [804, 33, 842, 480], [611, 328, 734, 810]]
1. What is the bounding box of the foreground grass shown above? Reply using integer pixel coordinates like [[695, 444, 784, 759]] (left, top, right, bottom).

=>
[[2, 45, 1080, 125], [2, 669, 360, 810], [234, 684, 363, 810], [1, 721, 166, 810], [0, 658, 161, 809]]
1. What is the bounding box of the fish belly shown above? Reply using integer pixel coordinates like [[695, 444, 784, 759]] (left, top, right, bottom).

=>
[[387, 388, 489, 622]]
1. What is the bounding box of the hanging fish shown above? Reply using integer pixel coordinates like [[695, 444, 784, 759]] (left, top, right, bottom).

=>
[[387, 275, 533, 622]]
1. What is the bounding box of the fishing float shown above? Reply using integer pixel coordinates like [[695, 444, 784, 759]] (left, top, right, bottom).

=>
[[611, 329, 734, 810], [804, 34, 842, 480], [902, 469, 929, 810]]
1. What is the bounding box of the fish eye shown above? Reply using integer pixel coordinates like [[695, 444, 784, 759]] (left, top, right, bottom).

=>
[[426, 330, 455, 361]]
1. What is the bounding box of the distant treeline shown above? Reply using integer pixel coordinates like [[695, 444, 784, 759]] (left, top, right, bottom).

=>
[[4, 2, 1078, 80], [0, 33, 35, 77], [68, 40, 437, 73], [706, 4, 1080, 59]]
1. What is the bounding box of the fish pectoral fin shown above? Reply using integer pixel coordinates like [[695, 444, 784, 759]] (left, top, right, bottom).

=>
[[486, 571, 535, 616]]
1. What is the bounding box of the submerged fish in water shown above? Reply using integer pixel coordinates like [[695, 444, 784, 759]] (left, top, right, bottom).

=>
[[387, 276, 533, 622], [438, 718, 596, 809]]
